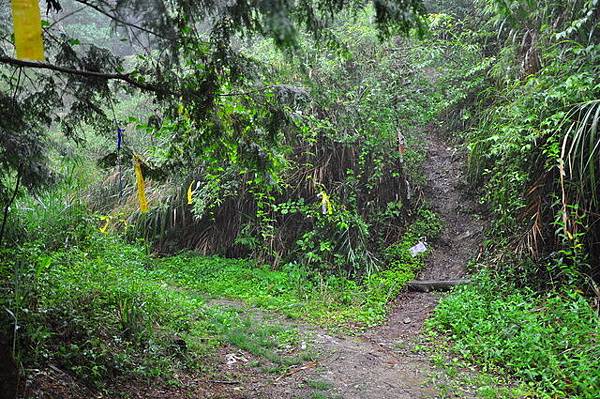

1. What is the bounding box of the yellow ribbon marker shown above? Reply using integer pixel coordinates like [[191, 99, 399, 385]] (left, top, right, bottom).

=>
[[320, 191, 333, 215], [187, 181, 194, 205], [133, 155, 149, 213], [11, 0, 45, 60], [99, 216, 110, 234]]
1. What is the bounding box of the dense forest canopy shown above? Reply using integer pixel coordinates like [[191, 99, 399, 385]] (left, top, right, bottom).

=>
[[0, 0, 425, 197], [1, 1, 599, 398]]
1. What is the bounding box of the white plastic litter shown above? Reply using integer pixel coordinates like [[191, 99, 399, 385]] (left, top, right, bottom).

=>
[[409, 239, 427, 257], [225, 352, 248, 366]]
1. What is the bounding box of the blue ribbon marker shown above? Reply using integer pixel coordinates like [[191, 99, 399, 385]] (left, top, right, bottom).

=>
[[117, 127, 123, 150], [117, 127, 124, 199]]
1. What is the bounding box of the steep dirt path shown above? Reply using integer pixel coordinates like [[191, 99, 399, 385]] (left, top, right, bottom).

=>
[[370, 128, 485, 347], [253, 129, 486, 399], [420, 128, 485, 280]]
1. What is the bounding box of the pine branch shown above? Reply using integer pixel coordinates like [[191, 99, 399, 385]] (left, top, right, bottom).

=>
[[0, 56, 273, 99], [73, 0, 166, 39], [0, 55, 169, 95]]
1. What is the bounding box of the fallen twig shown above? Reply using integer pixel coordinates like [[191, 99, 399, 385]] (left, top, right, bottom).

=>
[[275, 361, 318, 382]]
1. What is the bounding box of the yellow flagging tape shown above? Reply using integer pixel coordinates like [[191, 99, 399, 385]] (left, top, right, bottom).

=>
[[99, 216, 110, 234], [187, 181, 194, 205], [133, 155, 149, 213], [320, 191, 333, 215], [11, 0, 45, 61]]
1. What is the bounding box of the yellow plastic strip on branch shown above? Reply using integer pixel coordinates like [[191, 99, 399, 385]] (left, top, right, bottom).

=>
[[133, 155, 149, 213], [187, 181, 194, 205], [99, 216, 110, 234], [11, 0, 45, 61], [320, 191, 333, 215]]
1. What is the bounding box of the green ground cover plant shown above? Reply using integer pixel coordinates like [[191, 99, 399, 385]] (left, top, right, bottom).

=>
[[429, 272, 600, 398], [1, 175, 440, 389], [155, 207, 442, 328], [1, 234, 317, 387]]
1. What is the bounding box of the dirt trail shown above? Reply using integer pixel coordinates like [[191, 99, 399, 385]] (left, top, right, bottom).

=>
[[419, 129, 485, 280], [26, 130, 484, 399], [369, 129, 485, 347], [252, 129, 486, 399]]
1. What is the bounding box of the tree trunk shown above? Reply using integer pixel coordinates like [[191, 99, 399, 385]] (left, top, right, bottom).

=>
[[0, 332, 18, 399]]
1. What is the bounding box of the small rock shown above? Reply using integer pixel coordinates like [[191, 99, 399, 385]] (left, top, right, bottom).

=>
[[457, 230, 472, 240], [403, 317, 412, 324]]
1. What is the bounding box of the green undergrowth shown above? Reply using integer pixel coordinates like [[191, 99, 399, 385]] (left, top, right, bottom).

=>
[[1, 205, 440, 388], [428, 272, 600, 399], [1, 235, 311, 388], [156, 208, 442, 329]]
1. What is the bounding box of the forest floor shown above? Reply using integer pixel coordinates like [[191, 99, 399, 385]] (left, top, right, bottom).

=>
[[26, 127, 487, 399]]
